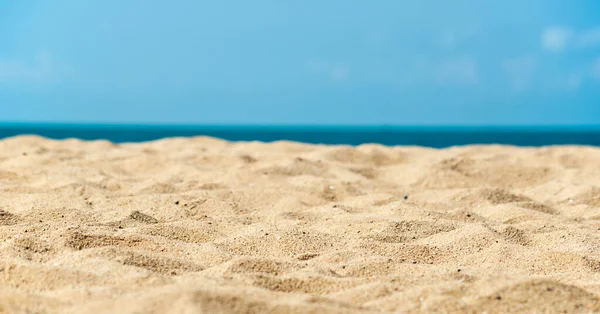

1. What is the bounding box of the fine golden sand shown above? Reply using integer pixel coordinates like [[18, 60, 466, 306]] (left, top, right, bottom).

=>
[[1, 136, 600, 313]]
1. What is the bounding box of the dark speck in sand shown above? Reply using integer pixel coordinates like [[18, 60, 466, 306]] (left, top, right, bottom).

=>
[[175, 201, 179, 205], [22, 152, 27, 156], [404, 195, 408, 200]]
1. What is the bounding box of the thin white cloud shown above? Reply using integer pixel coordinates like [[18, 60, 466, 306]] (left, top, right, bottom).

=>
[[565, 74, 582, 91], [438, 28, 480, 51], [592, 58, 600, 80], [578, 27, 600, 48], [0, 51, 58, 83], [306, 60, 350, 83], [434, 58, 478, 85], [541, 26, 571, 52], [411, 57, 478, 86], [541, 26, 600, 51], [441, 31, 456, 50], [330, 65, 349, 82], [365, 31, 387, 45], [502, 56, 536, 91]]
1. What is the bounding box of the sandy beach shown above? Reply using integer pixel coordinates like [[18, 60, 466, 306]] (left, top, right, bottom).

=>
[[1, 136, 599, 313]]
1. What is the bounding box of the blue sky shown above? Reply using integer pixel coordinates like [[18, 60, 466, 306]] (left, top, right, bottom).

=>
[[1, 0, 599, 125]]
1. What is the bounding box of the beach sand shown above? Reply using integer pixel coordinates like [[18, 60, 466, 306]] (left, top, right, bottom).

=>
[[1, 136, 600, 313]]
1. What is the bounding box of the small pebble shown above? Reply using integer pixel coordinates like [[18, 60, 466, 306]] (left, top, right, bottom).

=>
[[329, 185, 335, 190], [404, 195, 408, 200], [175, 201, 179, 205]]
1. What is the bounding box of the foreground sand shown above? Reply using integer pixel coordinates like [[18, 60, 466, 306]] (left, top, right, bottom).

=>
[[1, 136, 600, 313]]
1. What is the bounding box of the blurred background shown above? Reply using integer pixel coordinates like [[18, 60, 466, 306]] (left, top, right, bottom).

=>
[[1, 1, 599, 145]]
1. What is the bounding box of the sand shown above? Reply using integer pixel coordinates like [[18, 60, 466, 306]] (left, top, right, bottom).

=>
[[1, 136, 600, 313]]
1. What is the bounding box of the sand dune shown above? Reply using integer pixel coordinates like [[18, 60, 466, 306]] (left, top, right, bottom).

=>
[[1, 136, 600, 313]]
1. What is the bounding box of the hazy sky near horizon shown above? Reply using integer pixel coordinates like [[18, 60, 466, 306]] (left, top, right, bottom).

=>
[[1, 1, 600, 125]]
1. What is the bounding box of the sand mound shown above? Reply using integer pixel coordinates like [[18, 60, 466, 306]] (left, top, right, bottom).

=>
[[0, 137, 599, 313]]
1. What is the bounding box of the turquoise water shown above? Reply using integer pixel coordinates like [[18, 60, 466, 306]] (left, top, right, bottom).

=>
[[1, 123, 599, 148]]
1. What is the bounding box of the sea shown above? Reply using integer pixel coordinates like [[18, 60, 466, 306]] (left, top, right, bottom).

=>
[[1, 123, 599, 148]]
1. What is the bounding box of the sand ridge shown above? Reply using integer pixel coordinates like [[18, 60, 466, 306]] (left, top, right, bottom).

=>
[[0, 136, 600, 313]]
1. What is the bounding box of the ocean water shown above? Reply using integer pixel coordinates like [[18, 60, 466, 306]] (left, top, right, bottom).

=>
[[1, 123, 599, 148]]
